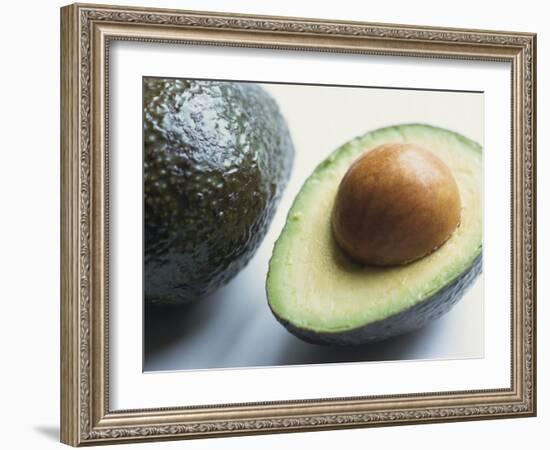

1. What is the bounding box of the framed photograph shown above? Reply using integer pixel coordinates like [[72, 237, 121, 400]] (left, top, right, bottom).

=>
[[60, 3, 536, 446]]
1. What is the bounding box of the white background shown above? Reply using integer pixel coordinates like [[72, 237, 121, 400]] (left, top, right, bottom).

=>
[[0, 0, 546, 449]]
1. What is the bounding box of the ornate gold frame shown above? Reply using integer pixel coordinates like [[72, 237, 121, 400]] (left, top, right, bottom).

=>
[[60, 3, 537, 446]]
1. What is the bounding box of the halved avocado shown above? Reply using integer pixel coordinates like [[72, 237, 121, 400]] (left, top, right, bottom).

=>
[[267, 124, 482, 345]]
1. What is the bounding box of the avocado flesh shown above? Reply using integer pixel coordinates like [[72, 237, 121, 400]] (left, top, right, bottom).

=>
[[144, 79, 294, 304], [267, 124, 481, 344]]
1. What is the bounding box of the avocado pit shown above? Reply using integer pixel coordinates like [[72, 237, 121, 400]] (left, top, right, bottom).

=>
[[331, 143, 461, 266]]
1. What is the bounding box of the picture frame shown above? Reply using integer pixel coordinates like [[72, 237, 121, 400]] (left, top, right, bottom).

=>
[[60, 2, 536, 446]]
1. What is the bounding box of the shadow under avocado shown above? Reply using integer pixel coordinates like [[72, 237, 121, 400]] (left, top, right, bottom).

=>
[[144, 280, 257, 371], [272, 320, 447, 367], [144, 301, 203, 365]]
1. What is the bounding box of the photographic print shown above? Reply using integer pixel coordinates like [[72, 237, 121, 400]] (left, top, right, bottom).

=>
[[143, 78, 483, 371], [61, 4, 535, 445]]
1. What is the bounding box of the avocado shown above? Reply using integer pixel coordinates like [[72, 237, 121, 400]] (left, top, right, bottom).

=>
[[267, 124, 481, 345], [144, 78, 294, 304]]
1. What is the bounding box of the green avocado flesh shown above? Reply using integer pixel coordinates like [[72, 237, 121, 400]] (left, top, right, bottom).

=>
[[144, 78, 294, 304], [267, 124, 482, 344]]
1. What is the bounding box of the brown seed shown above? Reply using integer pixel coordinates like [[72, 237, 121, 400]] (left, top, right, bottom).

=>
[[331, 143, 461, 266]]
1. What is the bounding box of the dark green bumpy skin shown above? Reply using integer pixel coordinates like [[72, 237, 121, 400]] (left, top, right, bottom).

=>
[[144, 79, 294, 304], [273, 255, 482, 345]]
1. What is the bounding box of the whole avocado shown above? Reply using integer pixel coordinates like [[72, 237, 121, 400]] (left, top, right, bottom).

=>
[[144, 78, 294, 304]]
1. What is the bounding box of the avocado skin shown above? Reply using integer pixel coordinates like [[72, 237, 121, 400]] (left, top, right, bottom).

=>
[[272, 254, 481, 346], [144, 78, 294, 304]]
